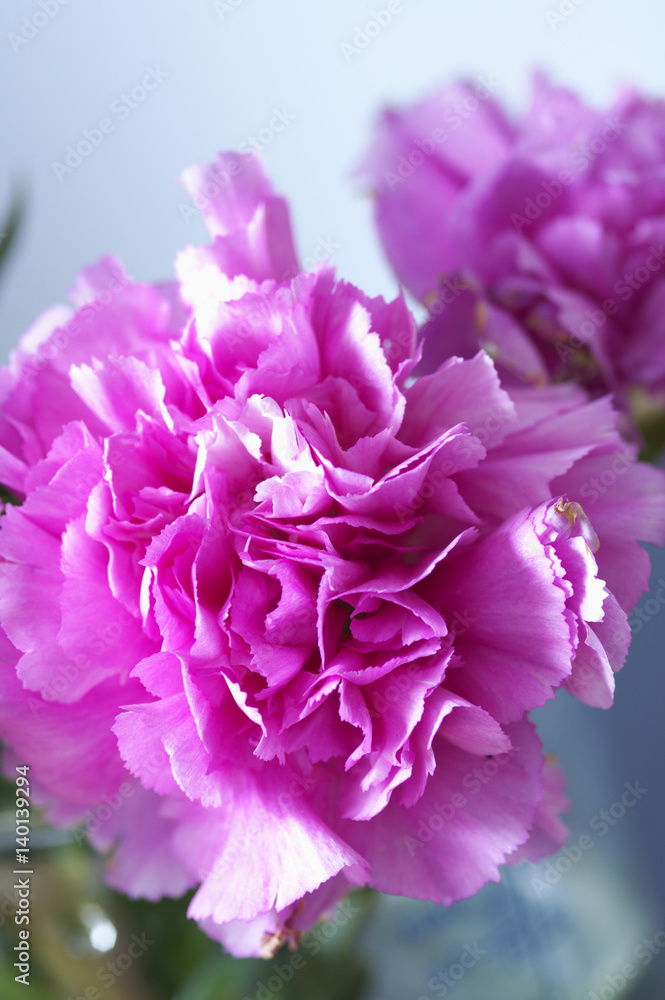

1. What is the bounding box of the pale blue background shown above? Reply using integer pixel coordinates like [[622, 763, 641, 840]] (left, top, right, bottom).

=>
[[2, 0, 665, 338], [1, 0, 664, 995]]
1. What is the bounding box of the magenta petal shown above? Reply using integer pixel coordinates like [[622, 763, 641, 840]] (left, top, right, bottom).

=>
[[336, 719, 543, 905], [431, 506, 572, 723], [552, 449, 665, 611], [0, 644, 143, 808], [180, 152, 298, 283], [199, 869, 365, 958], [57, 515, 156, 697], [507, 755, 569, 864], [174, 770, 366, 924], [0, 144, 660, 957], [88, 784, 196, 900]]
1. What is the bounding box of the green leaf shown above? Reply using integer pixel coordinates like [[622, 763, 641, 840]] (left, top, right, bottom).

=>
[[0, 186, 26, 281]]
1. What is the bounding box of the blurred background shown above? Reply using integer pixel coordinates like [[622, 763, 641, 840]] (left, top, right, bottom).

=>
[[1, 0, 664, 996]]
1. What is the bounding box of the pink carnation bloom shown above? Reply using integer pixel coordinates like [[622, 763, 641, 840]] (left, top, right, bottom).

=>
[[362, 75, 665, 430], [0, 153, 663, 957]]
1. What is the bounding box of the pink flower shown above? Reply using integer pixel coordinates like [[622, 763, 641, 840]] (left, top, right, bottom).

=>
[[0, 152, 663, 957], [361, 75, 665, 436]]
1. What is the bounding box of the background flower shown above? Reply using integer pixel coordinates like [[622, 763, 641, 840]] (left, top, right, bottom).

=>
[[362, 75, 665, 451]]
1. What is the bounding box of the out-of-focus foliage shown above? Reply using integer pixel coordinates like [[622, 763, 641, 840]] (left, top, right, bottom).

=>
[[0, 771, 373, 1000], [0, 187, 25, 284]]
